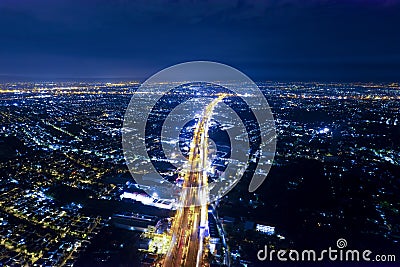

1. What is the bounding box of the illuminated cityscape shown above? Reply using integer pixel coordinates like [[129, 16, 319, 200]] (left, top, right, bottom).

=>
[[1, 0, 399, 265], [0, 81, 399, 266]]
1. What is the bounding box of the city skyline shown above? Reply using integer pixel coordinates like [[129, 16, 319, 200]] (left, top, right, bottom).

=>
[[1, 1, 399, 266]]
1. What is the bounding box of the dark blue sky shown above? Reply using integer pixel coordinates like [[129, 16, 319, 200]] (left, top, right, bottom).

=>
[[0, 0, 399, 82]]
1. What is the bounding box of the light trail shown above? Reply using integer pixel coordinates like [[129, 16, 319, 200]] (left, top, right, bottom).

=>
[[163, 94, 227, 267]]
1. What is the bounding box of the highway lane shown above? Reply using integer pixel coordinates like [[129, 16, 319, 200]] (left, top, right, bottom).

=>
[[164, 94, 227, 267]]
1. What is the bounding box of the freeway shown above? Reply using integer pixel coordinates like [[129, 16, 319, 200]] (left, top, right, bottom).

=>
[[163, 94, 227, 267]]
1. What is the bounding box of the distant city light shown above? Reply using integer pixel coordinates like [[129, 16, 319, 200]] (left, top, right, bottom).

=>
[[319, 127, 330, 134], [256, 224, 275, 235]]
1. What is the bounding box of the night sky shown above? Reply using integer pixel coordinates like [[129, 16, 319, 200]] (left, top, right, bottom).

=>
[[0, 0, 399, 82]]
